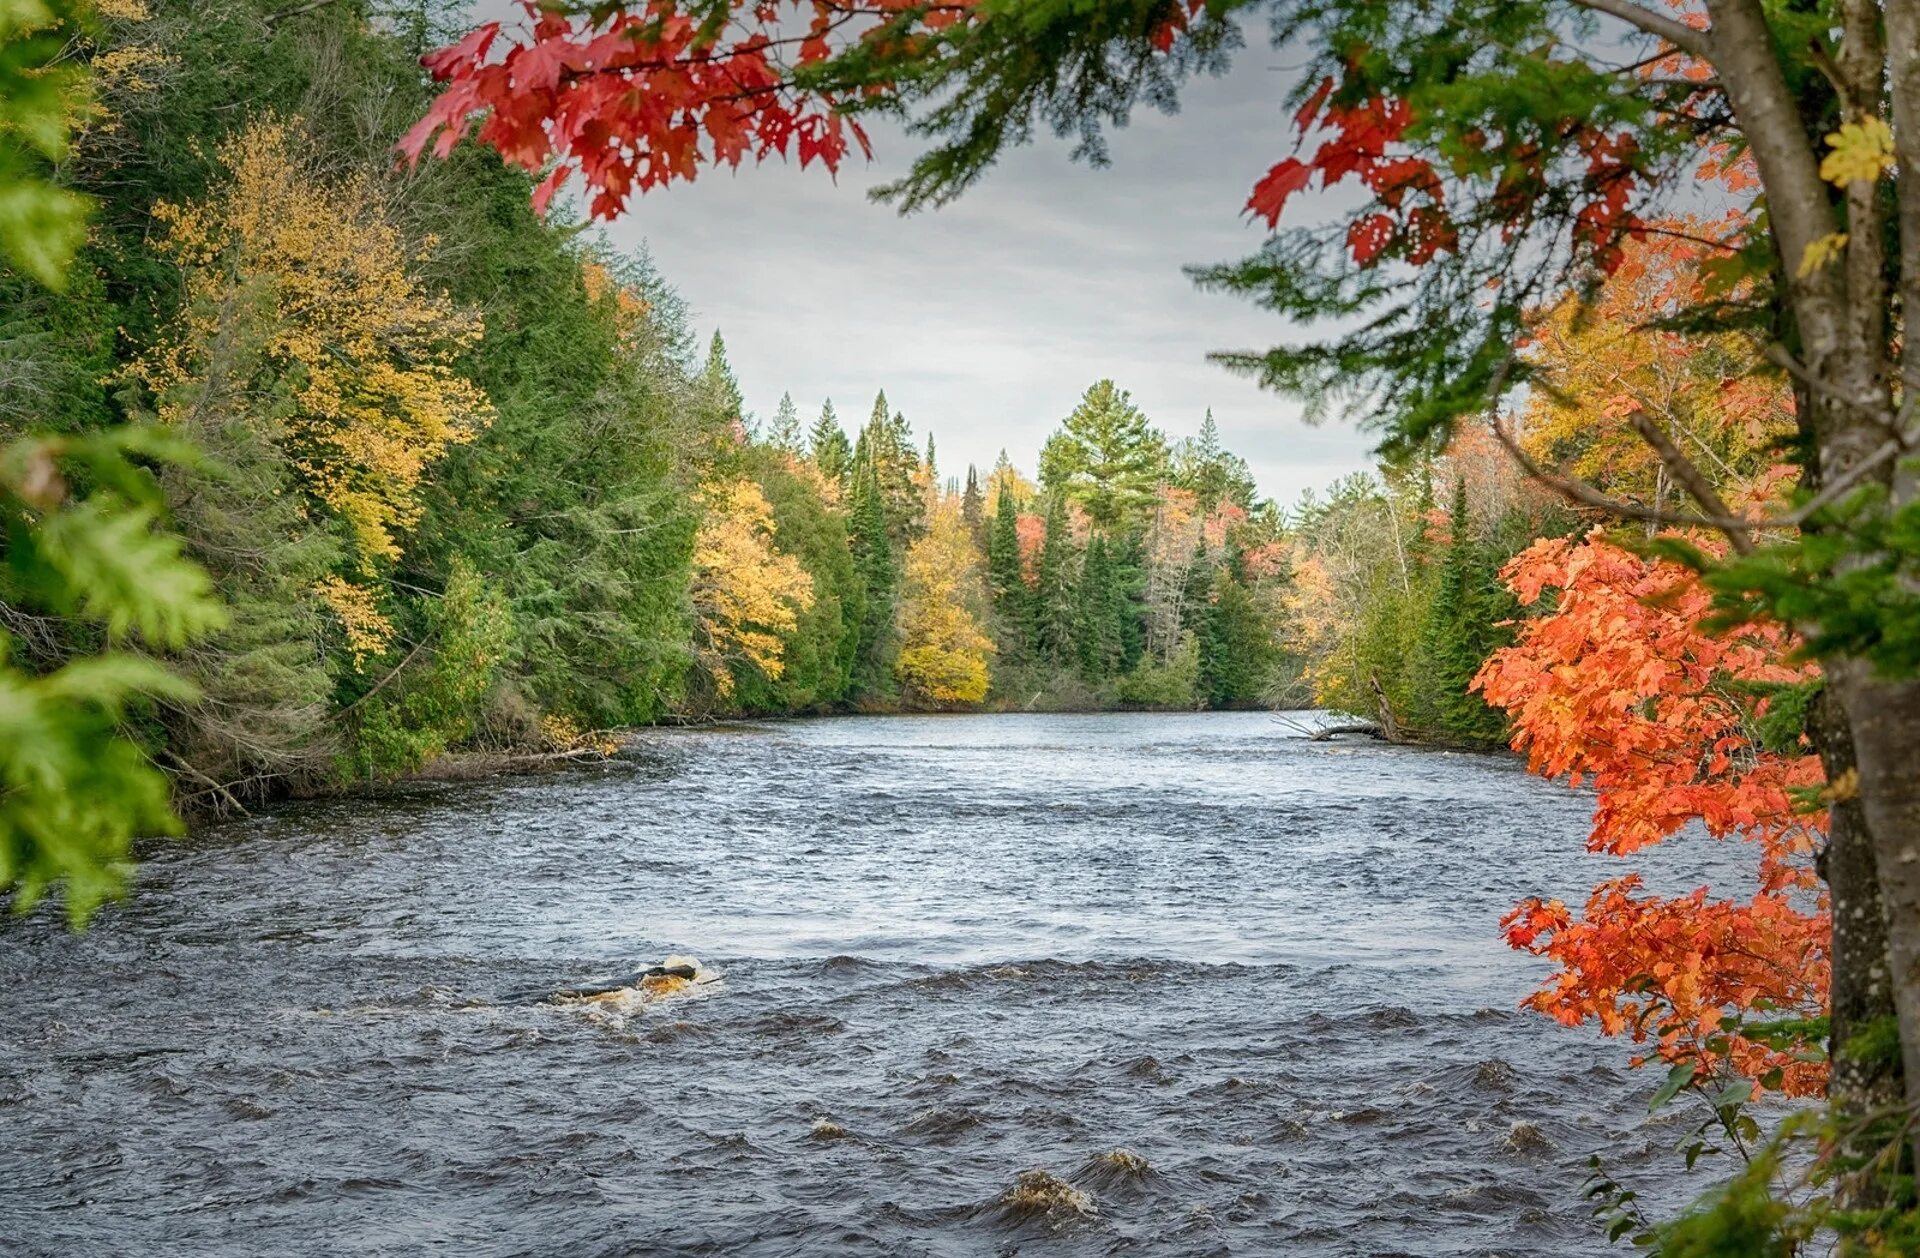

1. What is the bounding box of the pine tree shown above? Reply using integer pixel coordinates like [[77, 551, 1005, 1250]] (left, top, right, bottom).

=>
[[1038, 379, 1168, 533], [767, 390, 803, 453], [809, 399, 851, 485]]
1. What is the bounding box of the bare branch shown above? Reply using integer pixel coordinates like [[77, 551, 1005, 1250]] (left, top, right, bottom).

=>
[[1625, 408, 1752, 549], [1570, 0, 1712, 58]]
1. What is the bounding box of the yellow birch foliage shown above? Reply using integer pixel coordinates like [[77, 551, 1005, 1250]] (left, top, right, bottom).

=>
[[1519, 230, 1791, 506], [691, 477, 814, 696], [134, 118, 488, 582], [896, 496, 994, 705]]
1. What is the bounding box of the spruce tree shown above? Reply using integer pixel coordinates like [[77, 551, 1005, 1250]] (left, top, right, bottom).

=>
[[847, 460, 897, 697], [1075, 534, 1118, 681], [961, 464, 986, 552], [1200, 569, 1273, 708], [986, 478, 1028, 663], [1112, 532, 1147, 674], [809, 399, 851, 485], [1418, 479, 1512, 745], [701, 330, 745, 429], [1032, 492, 1077, 665]]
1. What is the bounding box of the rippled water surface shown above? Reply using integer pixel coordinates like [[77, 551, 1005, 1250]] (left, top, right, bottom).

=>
[[1, 713, 1751, 1256]]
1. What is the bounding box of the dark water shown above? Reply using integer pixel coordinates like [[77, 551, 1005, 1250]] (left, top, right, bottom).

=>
[[0, 713, 1754, 1256]]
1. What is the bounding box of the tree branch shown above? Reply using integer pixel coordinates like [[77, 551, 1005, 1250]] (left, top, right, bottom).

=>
[[1624, 408, 1755, 553], [1570, 0, 1712, 58]]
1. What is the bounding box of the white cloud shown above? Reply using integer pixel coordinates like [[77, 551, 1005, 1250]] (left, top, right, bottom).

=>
[[548, 30, 1381, 504]]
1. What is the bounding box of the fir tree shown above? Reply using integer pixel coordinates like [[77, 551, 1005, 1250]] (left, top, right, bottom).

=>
[[809, 399, 851, 485], [1075, 534, 1118, 681], [854, 390, 923, 545], [1199, 568, 1273, 709]]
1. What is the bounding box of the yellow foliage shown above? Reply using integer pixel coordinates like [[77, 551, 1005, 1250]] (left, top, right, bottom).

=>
[[313, 575, 394, 671], [579, 258, 651, 345], [1819, 116, 1895, 187], [1797, 232, 1850, 278], [540, 714, 620, 756], [134, 118, 488, 572], [691, 477, 814, 697], [1519, 229, 1792, 506], [896, 497, 994, 705]]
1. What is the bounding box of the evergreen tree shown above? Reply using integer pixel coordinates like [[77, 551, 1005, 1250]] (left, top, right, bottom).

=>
[[1199, 569, 1274, 708], [1112, 531, 1148, 673], [1075, 535, 1119, 681], [1032, 492, 1077, 664], [961, 463, 986, 552], [847, 461, 897, 697], [701, 330, 745, 430], [1178, 538, 1215, 643], [1038, 379, 1168, 533], [767, 390, 803, 453], [809, 399, 851, 484], [986, 478, 1029, 663], [854, 390, 923, 544], [1172, 409, 1258, 512], [1417, 479, 1512, 745]]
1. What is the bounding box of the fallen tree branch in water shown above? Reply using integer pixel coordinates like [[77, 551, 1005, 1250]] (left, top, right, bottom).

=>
[[1308, 722, 1387, 742]]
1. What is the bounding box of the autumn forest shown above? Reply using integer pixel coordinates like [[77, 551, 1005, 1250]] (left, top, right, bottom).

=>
[[7, 0, 1920, 1251]]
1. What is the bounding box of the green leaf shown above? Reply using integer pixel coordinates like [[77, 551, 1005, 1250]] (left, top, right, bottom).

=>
[[0, 181, 89, 290], [1649, 1061, 1696, 1111]]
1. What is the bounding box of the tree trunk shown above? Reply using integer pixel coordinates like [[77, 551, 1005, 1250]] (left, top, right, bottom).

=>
[[1812, 685, 1905, 1203], [1834, 669, 1920, 1133]]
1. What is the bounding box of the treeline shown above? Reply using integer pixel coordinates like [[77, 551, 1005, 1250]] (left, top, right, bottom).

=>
[[0, 0, 1313, 823], [725, 380, 1293, 716], [3, 0, 1611, 836]]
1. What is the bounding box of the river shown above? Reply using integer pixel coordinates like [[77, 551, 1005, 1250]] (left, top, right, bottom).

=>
[[0, 712, 1751, 1256]]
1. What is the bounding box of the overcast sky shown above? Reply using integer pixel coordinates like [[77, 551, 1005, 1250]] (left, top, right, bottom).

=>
[[557, 36, 1380, 506]]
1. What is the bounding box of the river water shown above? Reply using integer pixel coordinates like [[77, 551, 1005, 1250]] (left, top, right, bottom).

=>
[[0, 712, 1754, 1256]]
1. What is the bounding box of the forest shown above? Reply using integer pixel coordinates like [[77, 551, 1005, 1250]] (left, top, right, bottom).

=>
[[8, 0, 1920, 1250], [0, 1, 1561, 841]]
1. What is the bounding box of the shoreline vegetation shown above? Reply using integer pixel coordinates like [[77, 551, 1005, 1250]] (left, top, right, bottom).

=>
[[3, 3, 1552, 836]]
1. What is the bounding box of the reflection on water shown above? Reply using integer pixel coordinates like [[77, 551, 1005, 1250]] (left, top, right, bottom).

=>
[[0, 713, 1751, 1255]]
